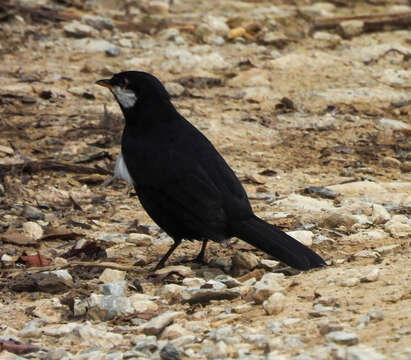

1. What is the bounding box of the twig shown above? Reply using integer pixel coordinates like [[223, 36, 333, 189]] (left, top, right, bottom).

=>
[[0, 160, 112, 176]]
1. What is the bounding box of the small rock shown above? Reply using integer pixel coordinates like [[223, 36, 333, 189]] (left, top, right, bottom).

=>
[[182, 277, 205, 288], [368, 309, 384, 322], [73, 39, 119, 53], [340, 277, 360, 287], [371, 204, 391, 224], [64, 21, 97, 38], [375, 244, 400, 255], [317, 320, 343, 335], [304, 186, 339, 199], [99, 268, 126, 283], [157, 284, 186, 304], [360, 268, 380, 283], [19, 319, 46, 338], [322, 212, 358, 229], [183, 288, 240, 305], [141, 311, 184, 336], [127, 233, 153, 246], [384, 215, 411, 238], [101, 281, 127, 297], [326, 331, 359, 345], [381, 156, 401, 168], [47, 348, 70, 360], [232, 251, 259, 275], [261, 31, 290, 48], [160, 343, 181, 360], [106, 47, 120, 57], [23, 205, 45, 220], [339, 20, 364, 38], [346, 345, 387, 360], [400, 161, 411, 173], [263, 292, 286, 315], [313, 32, 341, 46], [162, 324, 192, 340], [260, 259, 281, 269], [165, 82, 185, 97], [214, 274, 241, 288], [286, 230, 313, 247], [252, 273, 285, 304], [23, 221, 43, 240], [154, 265, 194, 278], [228, 27, 246, 39]]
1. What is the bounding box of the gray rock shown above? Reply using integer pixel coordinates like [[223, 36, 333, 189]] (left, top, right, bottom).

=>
[[46, 348, 70, 360], [19, 319, 46, 338], [141, 311, 183, 336], [360, 268, 380, 283], [73, 39, 119, 53], [160, 343, 181, 360], [317, 320, 343, 335], [106, 46, 121, 57], [100, 280, 127, 297], [326, 331, 359, 345], [127, 233, 153, 246], [346, 345, 387, 360], [305, 186, 339, 199], [23, 205, 45, 220]]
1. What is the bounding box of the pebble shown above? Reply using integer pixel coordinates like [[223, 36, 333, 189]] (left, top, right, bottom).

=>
[[160, 343, 181, 360], [157, 284, 186, 304], [105, 46, 120, 57], [286, 230, 313, 247], [141, 311, 184, 336], [73, 39, 119, 54], [147, 0, 169, 14], [214, 274, 241, 288], [381, 156, 401, 168], [379, 118, 410, 130], [64, 21, 97, 38], [326, 331, 359, 345], [83, 15, 114, 30], [99, 269, 126, 283], [161, 324, 192, 340], [339, 20, 364, 38], [127, 233, 153, 246], [23, 205, 45, 220], [322, 212, 358, 229], [371, 204, 391, 224], [252, 273, 285, 304], [165, 82, 185, 97], [384, 215, 411, 238], [340, 277, 360, 287], [263, 292, 286, 315], [304, 186, 339, 199], [182, 277, 206, 288], [317, 320, 343, 335], [232, 251, 260, 275], [360, 268, 380, 283], [23, 221, 43, 240]]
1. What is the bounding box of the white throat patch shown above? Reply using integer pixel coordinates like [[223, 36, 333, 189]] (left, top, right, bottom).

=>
[[112, 86, 137, 109], [114, 153, 134, 185]]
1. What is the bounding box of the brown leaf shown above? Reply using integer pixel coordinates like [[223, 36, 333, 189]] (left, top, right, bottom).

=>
[[19, 253, 51, 267], [0, 338, 39, 354]]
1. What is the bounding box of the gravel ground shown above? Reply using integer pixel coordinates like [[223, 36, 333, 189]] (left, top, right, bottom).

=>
[[0, 0, 410, 359]]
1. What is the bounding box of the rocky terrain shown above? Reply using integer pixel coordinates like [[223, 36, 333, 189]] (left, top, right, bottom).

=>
[[0, 0, 410, 359]]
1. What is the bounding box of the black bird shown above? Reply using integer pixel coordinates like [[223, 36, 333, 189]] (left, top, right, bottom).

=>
[[97, 71, 326, 271]]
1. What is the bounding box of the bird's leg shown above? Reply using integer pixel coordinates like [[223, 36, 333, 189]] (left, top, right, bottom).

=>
[[153, 239, 181, 271]]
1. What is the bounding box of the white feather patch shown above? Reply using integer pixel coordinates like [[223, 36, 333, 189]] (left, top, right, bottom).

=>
[[114, 153, 134, 185], [112, 86, 137, 109]]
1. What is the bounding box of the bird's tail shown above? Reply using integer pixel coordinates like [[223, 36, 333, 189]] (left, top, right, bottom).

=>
[[230, 215, 326, 270]]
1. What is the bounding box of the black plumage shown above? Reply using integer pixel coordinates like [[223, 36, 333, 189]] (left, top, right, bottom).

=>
[[97, 71, 326, 271]]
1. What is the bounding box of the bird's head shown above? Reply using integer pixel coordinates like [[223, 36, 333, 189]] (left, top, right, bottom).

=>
[[96, 71, 170, 110]]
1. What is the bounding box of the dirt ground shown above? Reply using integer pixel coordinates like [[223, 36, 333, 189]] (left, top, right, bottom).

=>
[[0, 0, 410, 359]]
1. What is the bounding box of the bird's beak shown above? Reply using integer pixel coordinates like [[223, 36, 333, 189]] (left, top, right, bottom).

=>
[[96, 79, 113, 89]]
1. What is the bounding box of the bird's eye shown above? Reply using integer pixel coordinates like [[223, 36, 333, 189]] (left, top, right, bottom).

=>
[[121, 78, 129, 88]]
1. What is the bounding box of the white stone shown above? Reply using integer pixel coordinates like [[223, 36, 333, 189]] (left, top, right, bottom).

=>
[[141, 311, 184, 335], [127, 233, 153, 246], [23, 221, 43, 240], [371, 204, 391, 224], [339, 20, 364, 37], [157, 284, 186, 304], [384, 215, 411, 238], [64, 21, 97, 38], [347, 345, 387, 360], [165, 82, 185, 97], [361, 268, 380, 283], [326, 331, 359, 345], [182, 277, 206, 288], [252, 273, 285, 304], [340, 277, 360, 287], [286, 230, 313, 247], [263, 292, 286, 315], [99, 268, 126, 283], [379, 118, 410, 130]]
